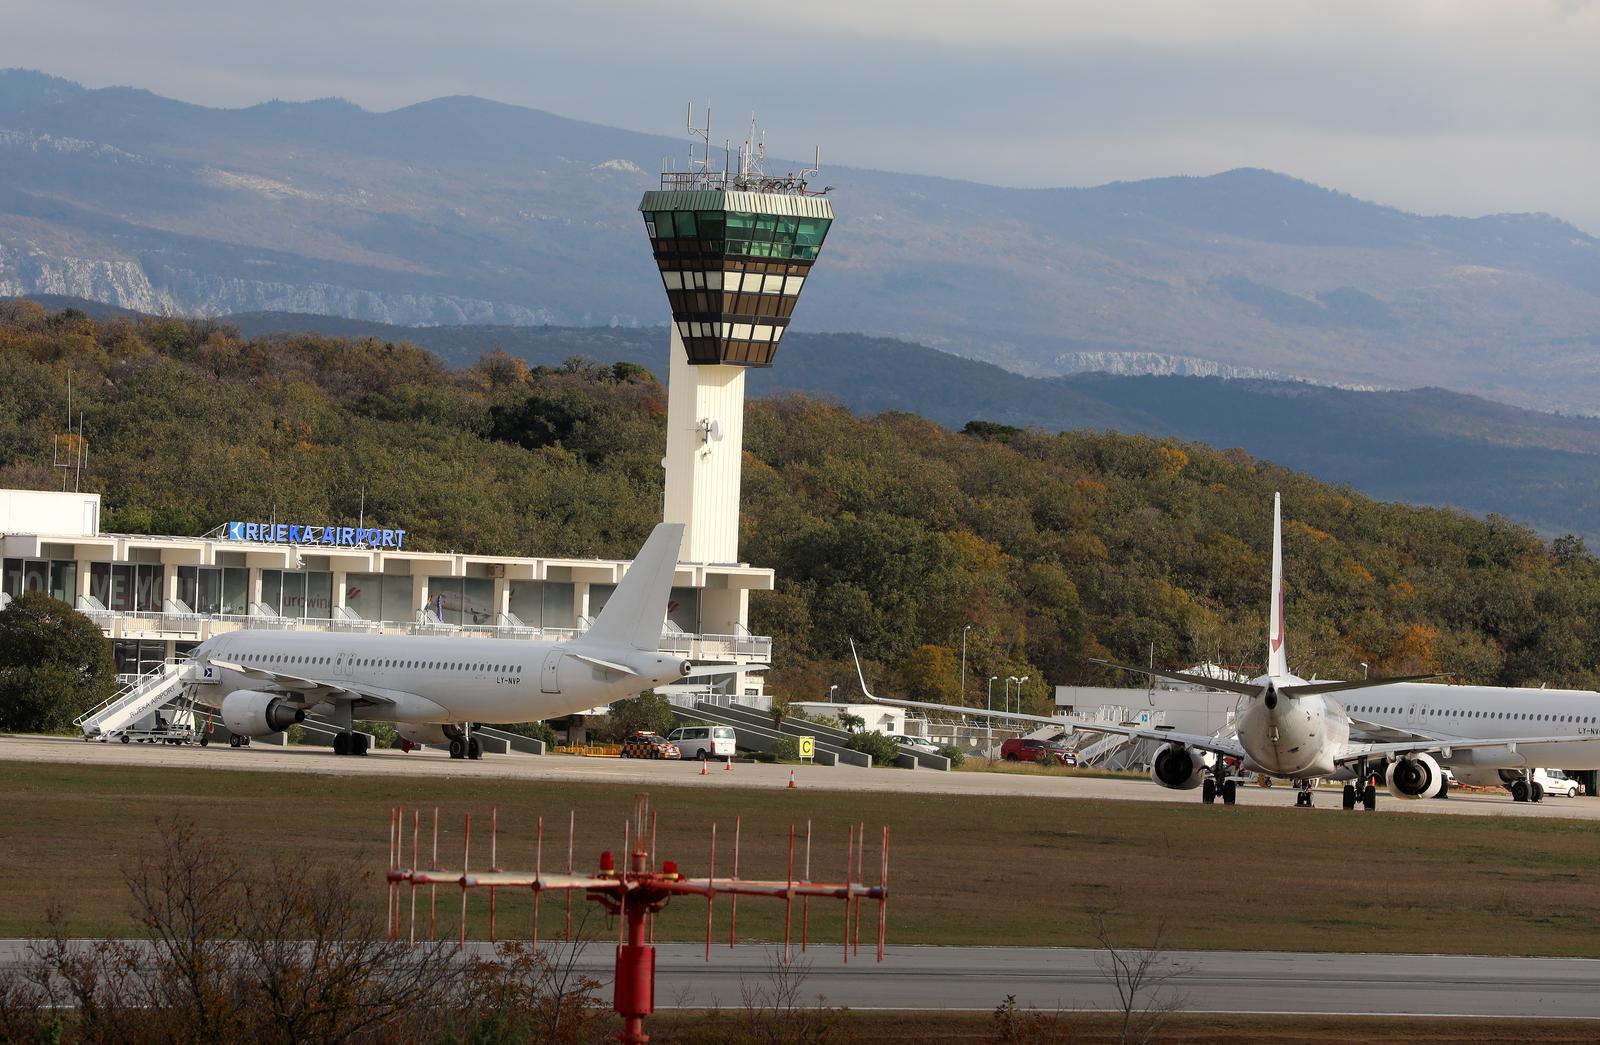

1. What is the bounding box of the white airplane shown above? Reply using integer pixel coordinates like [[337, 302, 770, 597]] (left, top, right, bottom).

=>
[[201, 522, 733, 760], [855, 494, 1600, 809]]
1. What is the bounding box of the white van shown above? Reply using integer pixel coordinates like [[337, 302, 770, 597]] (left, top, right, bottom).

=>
[[667, 725, 737, 759], [1533, 768, 1581, 798]]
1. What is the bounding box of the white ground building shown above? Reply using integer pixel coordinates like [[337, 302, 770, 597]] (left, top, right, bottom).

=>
[[0, 488, 772, 702]]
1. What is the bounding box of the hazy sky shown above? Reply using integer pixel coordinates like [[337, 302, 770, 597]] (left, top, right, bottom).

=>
[[6, 0, 1599, 232]]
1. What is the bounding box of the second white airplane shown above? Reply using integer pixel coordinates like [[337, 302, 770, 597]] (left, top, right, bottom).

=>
[[857, 494, 1600, 808]]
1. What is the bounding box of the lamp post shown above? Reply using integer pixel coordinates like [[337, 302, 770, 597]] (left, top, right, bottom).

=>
[[1005, 675, 1019, 715], [1014, 675, 1029, 714], [986, 675, 999, 763], [828, 683, 839, 703], [960, 624, 972, 706]]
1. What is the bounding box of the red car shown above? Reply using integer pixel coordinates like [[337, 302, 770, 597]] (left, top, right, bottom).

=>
[[1000, 738, 1077, 766]]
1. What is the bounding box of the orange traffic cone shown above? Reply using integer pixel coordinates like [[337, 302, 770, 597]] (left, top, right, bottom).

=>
[[787, 769, 796, 789], [725, 756, 732, 772], [699, 759, 708, 776]]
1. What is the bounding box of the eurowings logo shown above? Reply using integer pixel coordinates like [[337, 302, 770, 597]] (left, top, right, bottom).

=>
[[1270, 589, 1285, 653]]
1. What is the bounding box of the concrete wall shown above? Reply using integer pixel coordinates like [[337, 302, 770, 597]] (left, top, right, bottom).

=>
[[0, 489, 100, 537]]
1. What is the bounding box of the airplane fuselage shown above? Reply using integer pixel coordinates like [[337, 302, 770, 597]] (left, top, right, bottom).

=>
[[1338, 681, 1600, 770], [197, 629, 687, 725], [1232, 679, 1349, 779]]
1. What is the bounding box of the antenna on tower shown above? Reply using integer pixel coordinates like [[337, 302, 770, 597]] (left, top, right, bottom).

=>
[[53, 374, 88, 492]]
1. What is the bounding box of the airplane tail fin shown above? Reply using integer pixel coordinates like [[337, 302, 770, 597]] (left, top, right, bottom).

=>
[[581, 523, 684, 652], [1268, 492, 1288, 678]]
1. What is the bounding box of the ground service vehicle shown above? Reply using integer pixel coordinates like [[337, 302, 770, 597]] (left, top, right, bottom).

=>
[[666, 725, 736, 759], [886, 733, 939, 754], [621, 732, 681, 759]]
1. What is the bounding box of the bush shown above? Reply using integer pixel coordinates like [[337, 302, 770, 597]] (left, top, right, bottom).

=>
[[0, 593, 117, 733], [594, 691, 676, 742], [938, 743, 966, 768], [845, 730, 900, 766], [498, 720, 561, 748], [770, 737, 799, 762]]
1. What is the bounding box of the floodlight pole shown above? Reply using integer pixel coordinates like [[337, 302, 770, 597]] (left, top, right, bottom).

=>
[[986, 675, 999, 763], [960, 624, 971, 705]]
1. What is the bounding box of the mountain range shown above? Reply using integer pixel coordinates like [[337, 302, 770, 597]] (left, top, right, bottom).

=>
[[22, 296, 1596, 542], [3, 70, 1599, 413]]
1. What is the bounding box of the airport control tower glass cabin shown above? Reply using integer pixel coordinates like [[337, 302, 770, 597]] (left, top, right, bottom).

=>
[[640, 124, 833, 565]]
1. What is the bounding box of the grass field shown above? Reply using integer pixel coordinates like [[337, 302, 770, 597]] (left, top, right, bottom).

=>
[[5, 762, 1600, 955]]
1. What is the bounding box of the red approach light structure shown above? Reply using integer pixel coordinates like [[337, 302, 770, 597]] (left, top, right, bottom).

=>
[[385, 795, 889, 1045]]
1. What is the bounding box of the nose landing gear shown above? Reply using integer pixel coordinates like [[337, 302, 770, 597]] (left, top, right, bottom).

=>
[[1294, 779, 1315, 807]]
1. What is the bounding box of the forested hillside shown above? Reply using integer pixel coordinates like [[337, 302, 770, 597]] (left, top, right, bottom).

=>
[[5, 301, 1600, 710]]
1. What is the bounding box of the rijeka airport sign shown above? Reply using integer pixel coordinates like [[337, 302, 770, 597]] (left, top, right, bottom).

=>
[[225, 521, 407, 549]]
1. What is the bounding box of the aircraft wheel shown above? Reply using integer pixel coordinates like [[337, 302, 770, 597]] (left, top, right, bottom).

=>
[[468, 737, 483, 761], [1222, 780, 1238, 805], [229, 735, 241, 748], [333, 732, 350, 756], [1531, 782, 1545, 803], [1362, 786, 1377, 811], [1202, 778, 1217, 804], [1511, 779, 1529, 802], [1342, 784, 1357, 810], [354, 733, 370, 756], [448, 737, 466, 760]]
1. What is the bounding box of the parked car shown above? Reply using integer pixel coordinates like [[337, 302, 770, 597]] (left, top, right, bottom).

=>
[[999, 738, 1077, 766], [666, 725, 737, 759], [620, 732, 681, 759], [886, 733, 940, 754], [1534, 768, 1581, 798]]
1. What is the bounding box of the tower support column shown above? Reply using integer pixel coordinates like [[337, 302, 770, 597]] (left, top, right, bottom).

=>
[[663, 326, 746, 565]]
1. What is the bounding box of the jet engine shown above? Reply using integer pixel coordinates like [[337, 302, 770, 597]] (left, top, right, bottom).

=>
[[220, 690, 305, 737], [1150, 744, 1212, 790], [396, 723, 451, 747], [1385, 752, 1444, 800]]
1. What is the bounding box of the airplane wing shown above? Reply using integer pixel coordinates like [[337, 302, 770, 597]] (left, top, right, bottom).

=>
[[1335, 733, 1600, 767], [1345, 715, 1435, 744], [207, 657, 396, 706], [850, 643, 1247, 759]]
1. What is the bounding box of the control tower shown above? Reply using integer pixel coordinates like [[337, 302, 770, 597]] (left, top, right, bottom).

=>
[[640, 115, 833, 565]]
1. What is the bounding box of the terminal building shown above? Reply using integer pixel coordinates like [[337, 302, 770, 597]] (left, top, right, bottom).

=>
[[0, 488, 773, 701]]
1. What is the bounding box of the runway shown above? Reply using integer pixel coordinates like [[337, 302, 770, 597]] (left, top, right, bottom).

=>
[[5, 734, 1599, 819], [2, 939, 1595, 1017]]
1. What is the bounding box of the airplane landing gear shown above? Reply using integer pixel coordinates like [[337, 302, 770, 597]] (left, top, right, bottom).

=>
[[1344, 763, 1378, 811], [1294, 780, 1315, 808], [448, 725, 483, 760], [333, 732, 369, 756], [1511, 775, 1544, 802], [1203, 765, 1237, 805]]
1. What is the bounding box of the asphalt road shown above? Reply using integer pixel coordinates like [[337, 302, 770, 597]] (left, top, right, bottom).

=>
[[3, 939, 1595, 1017], [5, 734, 1600, 819]]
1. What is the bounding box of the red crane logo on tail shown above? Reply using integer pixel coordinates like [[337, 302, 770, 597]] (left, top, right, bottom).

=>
[[1270, 588, 1285, 654]]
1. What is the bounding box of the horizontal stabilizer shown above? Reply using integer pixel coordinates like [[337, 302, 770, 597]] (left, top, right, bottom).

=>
[[1280, 674, 1449, 697], [684, 663, 768, 678], [1089, 658, 1263, 697]]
